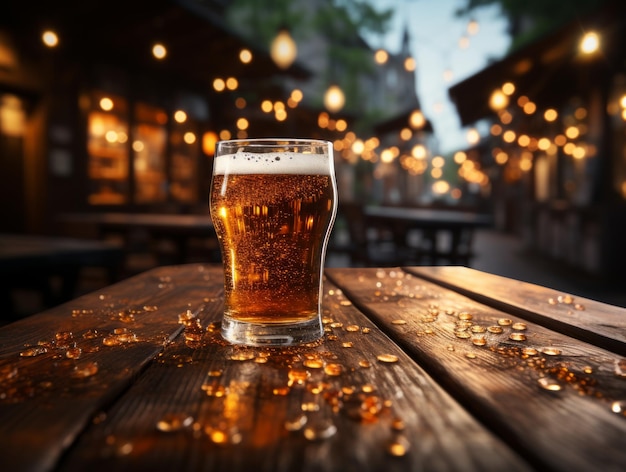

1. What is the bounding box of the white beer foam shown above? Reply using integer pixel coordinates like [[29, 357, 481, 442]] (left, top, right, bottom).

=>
[[214, 151, 330, 175]]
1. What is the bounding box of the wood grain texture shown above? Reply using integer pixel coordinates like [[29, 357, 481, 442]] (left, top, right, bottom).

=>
[[57, 269, 531, 472], [326, 267, 626, 472], [405, 266, 626, 355], [0, 264, 221, 472]]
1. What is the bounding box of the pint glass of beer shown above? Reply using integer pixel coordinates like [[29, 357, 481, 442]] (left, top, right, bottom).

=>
[[209, 139, 337, 346]]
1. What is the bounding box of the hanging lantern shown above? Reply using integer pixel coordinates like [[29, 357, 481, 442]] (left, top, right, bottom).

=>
[[270, 29, 297, 69], [324, 85, 345, 113]]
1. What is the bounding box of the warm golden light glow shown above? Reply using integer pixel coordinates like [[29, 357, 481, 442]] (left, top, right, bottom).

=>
[[518, 134, 530, 147], [544, 109, 558, 122], [517, 96, 529, 107], [381, 148, 394, 163], [236, 118, 249, 130], [554, 134, 567, 146], [580, 31, 600, 55], [502, 82, 515, 96], [152, 43, 167, 59], [174, 110, 187, 123], [412, 144, 427, 159], [202, 131, 218, 155], [574, 107, 587, 120], [290, 89, 303, 102], [352, 139, 364, 154], [261, 100, 273, 113], [499, 111, 513, 124], [503, 130, 516, 143], [523, 102, 537, 114], [537, 138, 551, 150], [374, 49, 388, 64], [495, 151, 508, 165], [324, 85, 345, 113], [432, 180, 450, 195], [275, 109, 287, 121], [239, 49, 252, 64], [454, 151, 467, 164], [219, 129, 231, 140], [490, 124, 502, 136], [489, 89, 509, 111], [132, 140, 144, 152], [432, 156, 445, 168], [467, 19, 479, 35], [270, 29, 297, 69], [99, 97, 114, 111], [404, 57, 416, 71], [466, 128, 480, 145], [213, 78, 226, 92], [431, 167, 443, 179], [42, 30, 59, 48], [226, 77, 238, 90], [336, 119, 347, 132], [235, 97, 246, 109], [409, 110, 425, 129], [400, 128, 412, 140], [183, 132, 196, 144], [565, 126, 580, 139]]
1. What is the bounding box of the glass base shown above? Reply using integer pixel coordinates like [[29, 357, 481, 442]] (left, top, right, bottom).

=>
[[221, 315, 323, 347]]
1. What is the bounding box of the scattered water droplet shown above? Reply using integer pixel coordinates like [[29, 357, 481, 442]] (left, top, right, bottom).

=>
[[472, 337, 487, 346], [574, 303, 585, 311], [522, 347, 538, 356], [497, 318, 513, 326], [288, 369, 310, 386], [341, 342, 354, 348], [487, 326, 503, 334], [509, 333, 526, 342], [458, 312, 473, 320], [614, 359, 626, 378], [284, 414, 308, 431], [20, 347, 47, 357], [303, 420, 337, 441], [359, 360, 371, 368], [387, 435, 410, 457], [156, 414, 194, 432], [548, 298, 557, 305], [391, 319, 407, 325], [324, 363, 343, 376], [542, 347, 561, 356], [361, 327, 371, 334], [611, 401, 626, 417], [377, 354, 399, 363], [65, 347, 82, 359], [391, 418, 405, 431], [471, 325, 486, 333], [455, 331, 471, 339], [345, 325, 360, 332], [303, 359, 324, 369], [538, 376, 562, 391], [466, 352, 477, 359], [512, 322, 527, 331], [73, 362, 99, 378], [339, 300, 352, 306], [231, 350, 255, 361]]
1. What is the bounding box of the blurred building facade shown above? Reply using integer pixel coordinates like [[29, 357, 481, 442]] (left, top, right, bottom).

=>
[[0, 0, 432, 236], [448, 1, 626, 279]]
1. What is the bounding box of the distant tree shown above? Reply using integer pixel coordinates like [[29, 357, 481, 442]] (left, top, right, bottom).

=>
[[456, 0, 611, 51]]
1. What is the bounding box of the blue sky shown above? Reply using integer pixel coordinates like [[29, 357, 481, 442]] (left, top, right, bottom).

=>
[[368, 0, 511, 153]]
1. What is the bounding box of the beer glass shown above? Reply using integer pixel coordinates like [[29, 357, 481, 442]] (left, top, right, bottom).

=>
[[209, 138, 337, 346]]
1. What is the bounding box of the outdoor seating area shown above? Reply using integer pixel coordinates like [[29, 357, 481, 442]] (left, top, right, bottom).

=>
[[2, 1, 626, 470]]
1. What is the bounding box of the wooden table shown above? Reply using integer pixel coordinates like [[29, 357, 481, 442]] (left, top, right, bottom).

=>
[[1, 264, 625, 471], [363, 206, 492, 266], [60, 212, 219, 264], [0, 234, 123, 318]]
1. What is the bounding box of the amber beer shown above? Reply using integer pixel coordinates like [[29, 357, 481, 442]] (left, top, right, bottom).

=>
[[210, 139, 337, 346]]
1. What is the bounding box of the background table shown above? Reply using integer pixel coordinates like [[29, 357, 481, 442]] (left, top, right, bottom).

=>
[[1, 264, 625, 471]]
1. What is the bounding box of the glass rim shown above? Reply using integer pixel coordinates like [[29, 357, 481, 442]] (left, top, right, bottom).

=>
[[217, 138, 331, 149]]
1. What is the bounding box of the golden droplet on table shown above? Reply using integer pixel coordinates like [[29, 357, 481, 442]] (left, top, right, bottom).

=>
[[324, 363, 343, 376], [497, 318, 513, 326], [387, 434, 411, 456], [391, 319, 407, 325], [377, 354, 399, 363], [509, 333, 526, 342], [538, 376, 562, 391]]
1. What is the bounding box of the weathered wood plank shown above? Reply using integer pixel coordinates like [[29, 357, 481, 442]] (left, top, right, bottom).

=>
[[405, 266, 626, 355], [0, 264, 221, 472], [58, 274, 532, 472], [325, 267, 626, 472]]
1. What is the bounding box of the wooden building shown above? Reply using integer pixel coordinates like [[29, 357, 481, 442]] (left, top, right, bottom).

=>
[[448, 1, 626, 280], [0, 0, 310, 234]]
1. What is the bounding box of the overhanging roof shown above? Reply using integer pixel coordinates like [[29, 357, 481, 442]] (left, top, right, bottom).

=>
[[4, 0, 311, 91], [448, 1, 625, 126]]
